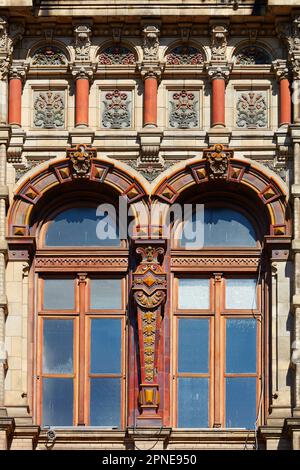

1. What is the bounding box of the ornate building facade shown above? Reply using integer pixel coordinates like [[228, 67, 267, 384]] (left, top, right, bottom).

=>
[[0, 0, 300, 451]]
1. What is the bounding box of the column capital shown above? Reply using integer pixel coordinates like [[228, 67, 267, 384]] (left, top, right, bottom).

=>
[[138, 62, 165, 81], [0, 18, 25, 80], [206, 62, 232, 82], [272, 59, 290, 81], [71, 63, 96, 83], [9, 61, 28, 82]]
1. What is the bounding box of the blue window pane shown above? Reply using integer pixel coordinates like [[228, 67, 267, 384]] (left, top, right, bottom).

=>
[[178, 278, 210, 309], [90, 378, 121, 427], [43, 319, 73, 374], [42, 378, 73, 426], [178, 378, 209, 428], [45, 207, 120, 246], [226, 377, 257, 429], [43, 279, 74, 310], [90, 279, 122, 310], [226, 279, 257, 310], [91, 319, 121, 374], [226, 319, 257, 373], [178, 319, 209, 373], [180, 207, 257, 248]]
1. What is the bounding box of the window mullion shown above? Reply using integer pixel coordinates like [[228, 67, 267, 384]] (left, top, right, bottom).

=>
[[77, 272, 87, 425], [213, 272, 222, 428]]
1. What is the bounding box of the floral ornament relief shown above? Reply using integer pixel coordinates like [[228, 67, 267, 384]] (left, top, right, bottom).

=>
[[165, 45, 204, 65], [102, 89, 131, 128], [234, 46, 272, 65], [32, 46, 68, 66], [33, 91, 65, 129], [169, 90, 198, 128], [236, 91, 267, 128], [98, 45, 136, 65]]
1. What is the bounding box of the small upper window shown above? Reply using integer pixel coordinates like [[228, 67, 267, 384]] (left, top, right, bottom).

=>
[[44, 206, 121, 247], [178, 206, 258, 248]]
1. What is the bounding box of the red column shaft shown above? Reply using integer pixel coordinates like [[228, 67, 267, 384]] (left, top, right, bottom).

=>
[[143, 75, 158, 127], [212, 78, 225, 127], [75, 78, 89, 127], [279, 78, 291, 126], [8, 78, 22, 126]]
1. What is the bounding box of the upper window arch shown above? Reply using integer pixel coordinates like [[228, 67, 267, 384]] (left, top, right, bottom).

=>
[[41, 203, 123, 248], [31, 44, 69, 66], [233, 45, 272, 65], [176, 205, 259, 249], [165, 44, 205, 65], [98, 44, 137, 65]]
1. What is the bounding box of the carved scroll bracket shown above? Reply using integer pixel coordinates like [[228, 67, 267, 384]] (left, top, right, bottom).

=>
[[132, 242, 167, 422]]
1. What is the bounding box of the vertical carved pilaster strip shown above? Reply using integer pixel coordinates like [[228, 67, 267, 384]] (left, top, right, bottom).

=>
[[0, 141, 7, 408], [132, 245, 166, 422]]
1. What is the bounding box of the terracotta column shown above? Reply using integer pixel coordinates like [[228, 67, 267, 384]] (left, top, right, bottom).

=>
[[207, 66, 229, 128], [143, 73, 158, 127], [74, 70, 90, 127], [8, 74, 22, 127], [279, 78, 291, 126], [212, 78, 225, 127]]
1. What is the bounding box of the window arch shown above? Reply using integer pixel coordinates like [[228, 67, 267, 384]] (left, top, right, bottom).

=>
[[233, 45, 272, 65], [30, 44, 69, 66], [97, 44, 137, 65], [165, 44, 205, 65]]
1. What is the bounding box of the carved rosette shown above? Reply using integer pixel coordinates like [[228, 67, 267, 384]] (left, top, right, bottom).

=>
[[66, 143, 96, 178], [132, 245, 167, 418], [203, 144, 233, 180]]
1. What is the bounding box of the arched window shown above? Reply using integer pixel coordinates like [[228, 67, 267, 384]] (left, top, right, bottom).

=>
[[35, 200, 127, 428], [172, 202, 263, 430], [31, 45, 68, 66], [234, 46, 272, 65]]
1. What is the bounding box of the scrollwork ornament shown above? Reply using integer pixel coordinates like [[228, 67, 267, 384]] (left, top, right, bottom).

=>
[[142, 25, 160, 61]]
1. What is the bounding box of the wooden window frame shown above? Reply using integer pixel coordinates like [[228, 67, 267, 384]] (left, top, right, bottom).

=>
[[172, 272, 262, 429]]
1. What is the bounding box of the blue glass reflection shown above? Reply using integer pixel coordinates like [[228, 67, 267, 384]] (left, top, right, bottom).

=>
[[45, 207, 120, 246], [226, 319, 257, 373], [178, 319, 209, 373], [43, 319, 73, 374], [178, 378, 209, 428], [42, 378, 73, 426], [180, 207, 257, 247], [226, 377, 257, 429], [90, 378, 121, 427], [90, 319, 121, 374]]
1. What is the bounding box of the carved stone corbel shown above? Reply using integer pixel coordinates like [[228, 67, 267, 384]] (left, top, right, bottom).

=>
[[73, 22, 92, 62], [210, 22, 229, 61], [132, 243, 167, 422]]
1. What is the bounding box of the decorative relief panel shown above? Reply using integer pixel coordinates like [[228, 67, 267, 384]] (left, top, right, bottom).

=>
[[236, 91, 268, 129], [31, 46, 68, 66], [101, 89, 132, 129], [234, 46, 272, 65], [169, 90, 199, 129], [33, 90, 65, 129], [98, 45, 136, 65], [165, 45, 204, 65]]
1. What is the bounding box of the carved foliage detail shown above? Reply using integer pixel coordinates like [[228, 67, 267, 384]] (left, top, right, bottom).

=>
[[203, 144, 233, 180], [33, 91, 65, 128], [32, 46, 68, 66], [102, 89, 131, 128], [142, 25, 160, 61], [169, 90, 198, 128], [98, 45, 136, 65], [234, 46, 272, 65], [236, 91, 267, 128], [66, 144, 97, 178], [165, 45, 204, 65]]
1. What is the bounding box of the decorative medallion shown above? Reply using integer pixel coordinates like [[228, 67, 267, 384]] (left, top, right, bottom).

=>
[[236, 91, 267, 128], [101, 89, 131, 128], [31, 46, 67, 66], [169, 90, 198, 128], [165, 45, 204, 65], [203, 144, 233, 180], [33, 91, 65, 129], [66, 143, 97, 178], [235, 46, 272, 65], [98, 45, 136, 65]]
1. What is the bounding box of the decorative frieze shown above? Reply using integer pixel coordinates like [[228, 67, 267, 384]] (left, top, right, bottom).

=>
[[101, 89, 131, 129], [169, 90, 199, 129], [31, 46, 68, 66], [234, 46, 272, 65], [98, 45, 135, 65], [165, 45, 204, 65], [33, 90, 65, 129], [236, 91, 267, 129]]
